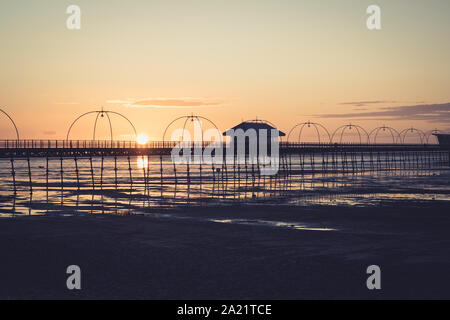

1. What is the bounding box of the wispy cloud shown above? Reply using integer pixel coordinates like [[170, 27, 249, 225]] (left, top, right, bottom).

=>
[[106, 98, 224, 109], [339, 100, 399, 107], [314, 102, 450, 123]]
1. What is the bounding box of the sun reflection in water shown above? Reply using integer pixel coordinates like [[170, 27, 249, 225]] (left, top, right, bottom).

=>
[[137, 156, 148, 170]]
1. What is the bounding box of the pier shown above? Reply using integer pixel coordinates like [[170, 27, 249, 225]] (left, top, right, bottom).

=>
[[1, 111, 449, 206]]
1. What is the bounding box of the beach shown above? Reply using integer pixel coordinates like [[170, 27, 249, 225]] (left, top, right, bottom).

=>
[[1, 200, 450, 299]]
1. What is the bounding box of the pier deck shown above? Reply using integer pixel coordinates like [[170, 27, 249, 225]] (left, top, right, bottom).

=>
[[0, 139, 448, 158]]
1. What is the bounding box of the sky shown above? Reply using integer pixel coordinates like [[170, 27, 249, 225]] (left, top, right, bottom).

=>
[[0, 0, 449, 142]]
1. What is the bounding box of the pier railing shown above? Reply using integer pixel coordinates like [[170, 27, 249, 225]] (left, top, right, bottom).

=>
[[0, 140, 179, 149], [0, 139, 443, 150]]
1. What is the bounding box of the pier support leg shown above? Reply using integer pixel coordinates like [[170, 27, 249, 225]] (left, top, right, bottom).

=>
[[27, 157, 32, 194], [10, 158, 16, 195]]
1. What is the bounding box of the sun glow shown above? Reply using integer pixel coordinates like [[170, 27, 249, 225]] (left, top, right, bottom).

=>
[[137, 134, 149, 145], [137, 156, 148, 169]]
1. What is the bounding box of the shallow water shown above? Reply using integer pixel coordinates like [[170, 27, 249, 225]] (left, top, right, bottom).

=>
[[0, 155, 449, 217]]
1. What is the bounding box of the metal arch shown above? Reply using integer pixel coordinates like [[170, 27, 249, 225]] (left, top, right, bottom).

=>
[[93, 112, 101, 140], [331, 124, 370, 144], [181, 116, 191, 145], [162, 116, 190, 143], [162, 115, 220, 143], [66, 111, 99, 141], [93, 112, 113, 141], [244, 118, 286, 141], [105, 111, 137, 138], [0, 108, 20, 140], [245, 118, 278, 129], [185, 115, 206, 146], [398, 128, 426, 144], [346, 125, 361, 144], [66, 109, 137, 141], [368, 126, 400, 144], [287, 122, 331, 144], [299, 123, 321, 144]]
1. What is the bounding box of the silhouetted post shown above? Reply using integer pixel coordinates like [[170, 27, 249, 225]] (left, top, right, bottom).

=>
[[27, 157, 32, 194], [251, 162, 255, 198], [46, 157, 49, 202], [100, 156, 104, 192], [321, 152, 326, 173], [289, 153, 292, 174], [74, 157, 80, 190], [245, 155, 249, 197], [400, 151, 406, 170], [146, 155, 151, 202], [233, 156, 236, 197], [127, 156, 133, 204], [59, 157, 64, 206], [342, 151, 347, 173], [236, 157, 240, 196], [300, 153, 305, 173], [199, 157, 202, 186], [186, 157, 190, 185], [331, 151, 336, 171], [173, 160, 178, 185], [257, 155, 261, 188], [360, 152, 365, 171], [211, 161, 216, 185], [100, 156, 105, 214], [222, 157, 227, 189], [89, 157, 95, 192], [10, 158, 16, 194], [159, 155, 163, 189], [114, 156, 118, 191], [141, 156, 146, 197], [127, 156, 133, 185], [60, 157, 64, 195], [351, 152, 355, 173]]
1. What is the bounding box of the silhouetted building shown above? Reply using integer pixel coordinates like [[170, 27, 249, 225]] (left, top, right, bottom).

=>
[[434, 134, 450, 146], [223, 120, 285, 156]]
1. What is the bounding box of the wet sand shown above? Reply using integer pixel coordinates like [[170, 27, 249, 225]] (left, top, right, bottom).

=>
[[1, 200, 450, 299]]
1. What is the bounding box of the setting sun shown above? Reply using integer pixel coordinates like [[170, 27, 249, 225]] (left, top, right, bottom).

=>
[[137, 134, 149, 145]]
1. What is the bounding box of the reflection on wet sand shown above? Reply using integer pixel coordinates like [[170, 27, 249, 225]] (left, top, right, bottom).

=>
[[211, 219, 337, 231], [0, 156, 449, 217]]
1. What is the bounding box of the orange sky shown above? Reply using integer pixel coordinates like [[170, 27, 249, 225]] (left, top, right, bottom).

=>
[[0, 0, 449, 142]]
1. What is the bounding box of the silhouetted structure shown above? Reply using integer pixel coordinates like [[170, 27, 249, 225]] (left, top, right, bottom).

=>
[[223, 119, 286, 155], [434, 134, 450, 146]]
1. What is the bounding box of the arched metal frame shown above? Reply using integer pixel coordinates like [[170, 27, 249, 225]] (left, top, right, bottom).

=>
[[0, 108, 20, 140], [66, 109, 137, 141], [93, 111, 113, 140], [244, 118, 278, 128], [242, 119, 285, 141], [368, 126, 401, 144], [162, 115, 220, 146], [331, 124, 370, 144], [398, 128, 426, 144], [425, 129, 443, 144], [287, 121, 331, 144]]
